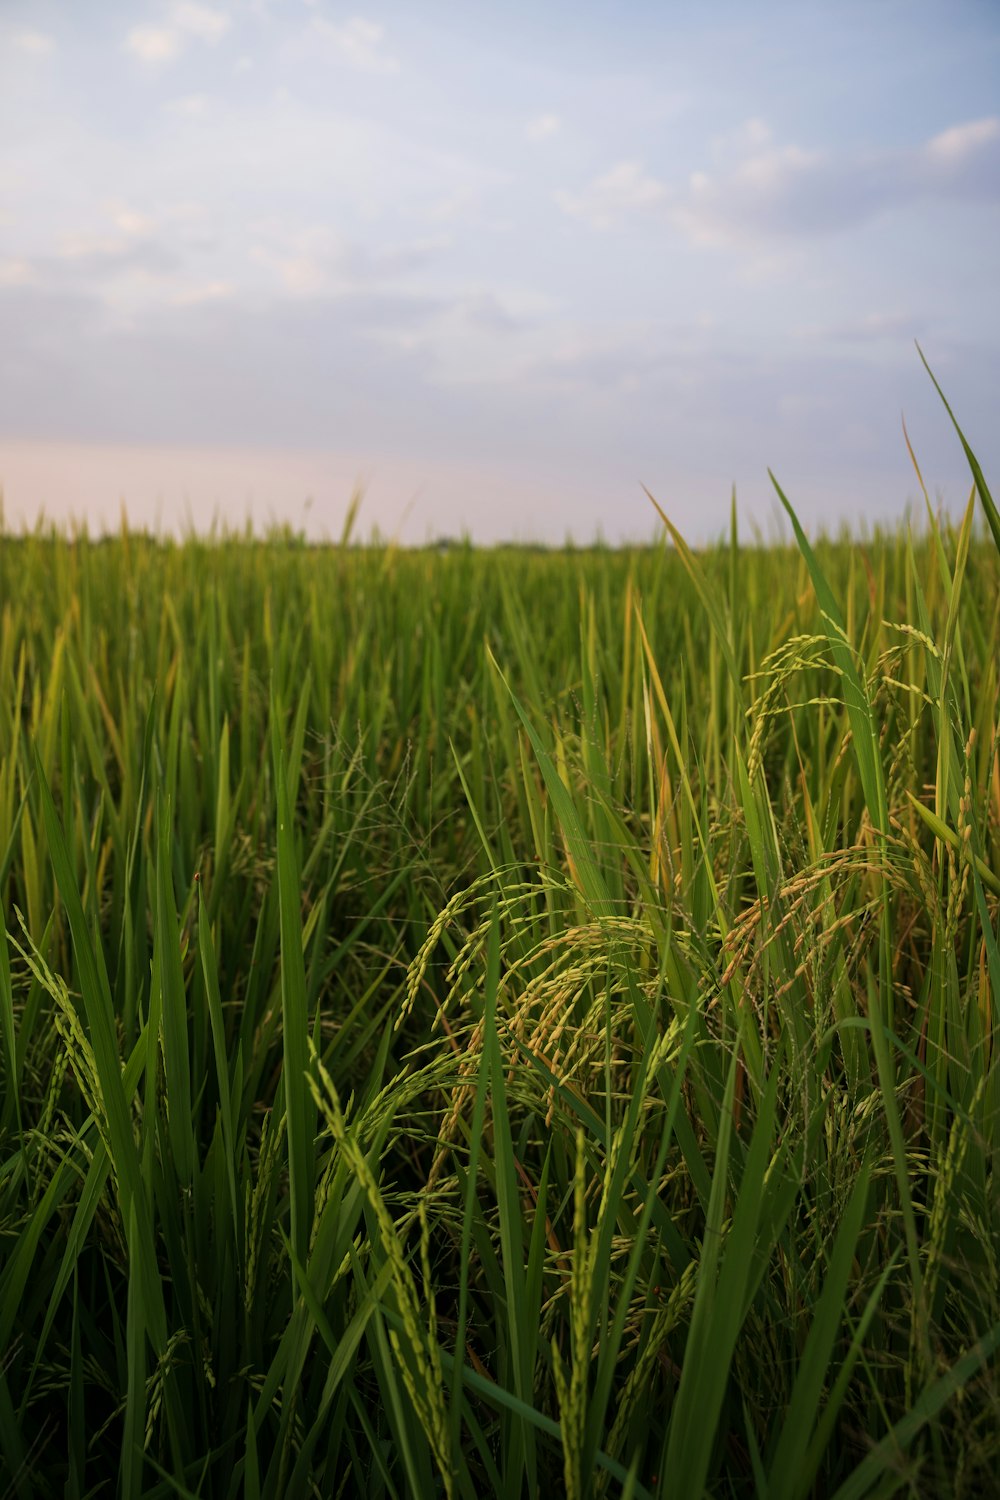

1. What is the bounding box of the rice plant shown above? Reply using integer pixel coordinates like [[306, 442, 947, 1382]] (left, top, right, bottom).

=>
[[0, 381, 997, 1496]]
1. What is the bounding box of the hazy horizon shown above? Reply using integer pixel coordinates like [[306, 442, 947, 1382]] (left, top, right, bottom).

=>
[[2, 0, 998, 542], [0, 429, 987, 548]]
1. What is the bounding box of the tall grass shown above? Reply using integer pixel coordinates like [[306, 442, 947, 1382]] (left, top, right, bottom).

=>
[[0, 402, 998, 1496]]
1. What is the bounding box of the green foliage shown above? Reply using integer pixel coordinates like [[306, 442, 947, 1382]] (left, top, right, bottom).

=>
[[0, 407, 999, 1496]]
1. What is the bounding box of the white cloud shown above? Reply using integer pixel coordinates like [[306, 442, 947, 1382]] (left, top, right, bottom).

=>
[[924, 116, 1000, 165], [13, 30, 55, 56], [167, 94, 211, 117], [253, 228, 450, 299], [313, 17, 399, 75], [427, 187, 482, 224], [672, 116, 1000, 247], [709, 117, 772, 160], [126, 27, 179, 63], [172, 280, 234, 305], [0, 259, 35, 286], [555, 161, 668, 230], [733, 144, 820, 193], [111, 206, 156, 236], [526, 114, 560, 142], [172, 4, 231, 42], [274, 253, 328, 296], [58, 233, 126, 261], [125, 5, 229, 64], [554, 116, 1000, 250], [672, 143, 827, 246], [161, 199, 208, 222], [795, 311, 918, 345]]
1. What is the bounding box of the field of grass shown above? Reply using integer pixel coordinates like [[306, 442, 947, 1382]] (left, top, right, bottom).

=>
[[1, 397, 999, 1497]]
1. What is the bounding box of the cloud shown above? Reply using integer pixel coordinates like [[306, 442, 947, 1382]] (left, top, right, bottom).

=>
[[52, 235, 181, 281], [126, 27, 179, 63], [125, 4, 230, 64], [166, 94, 211, 117], [253, 231, 450, 298], [110, 206, 156, 236], [525, 114, 560, 142], [0, 260, 35, 287], [13, 30, 55, 55], [520, 319, 721, 396], [369, 287, 539, 378], [312, 16, 399, 74], [2, 236, 240, 345], [0, 278, 450, 451], [924, 116, 1000, 165], [24, 206, 180, 293], [555, 161, 669, 230], [48, 206, 162, 269], [709, 117, 772, 158], [271, 253, 327, 297], [674, 115, 1000, 245], [794, 311, 920, 346], [172, 280, 234, 306], [172, 4, 230, 42], [555, 117, 1000, 246]]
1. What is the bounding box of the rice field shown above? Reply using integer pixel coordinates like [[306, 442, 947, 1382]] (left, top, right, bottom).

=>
[[1, 392, 998, 1496]]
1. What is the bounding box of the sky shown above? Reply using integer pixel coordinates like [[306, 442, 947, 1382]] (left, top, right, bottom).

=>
[[1, 0, 998, 543]]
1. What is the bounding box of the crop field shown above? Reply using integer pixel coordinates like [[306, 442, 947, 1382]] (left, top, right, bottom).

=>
[[1, 406, 999, 1497]]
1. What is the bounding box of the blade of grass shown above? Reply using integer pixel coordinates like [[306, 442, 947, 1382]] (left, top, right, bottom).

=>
[[271, 718, 315, 1266]]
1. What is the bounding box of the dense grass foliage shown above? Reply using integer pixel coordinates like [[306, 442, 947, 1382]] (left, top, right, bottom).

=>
[[1, 433, 999, 1496]]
